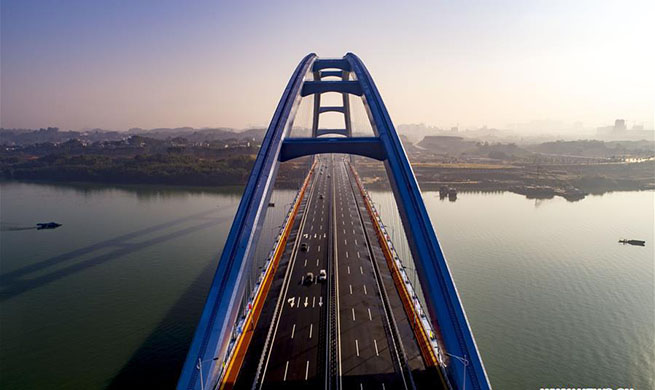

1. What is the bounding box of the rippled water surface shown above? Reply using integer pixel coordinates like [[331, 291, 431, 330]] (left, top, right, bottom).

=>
[[1, 181, 653, 389]]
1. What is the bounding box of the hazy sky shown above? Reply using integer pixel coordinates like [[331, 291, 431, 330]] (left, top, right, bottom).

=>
[[1, 0, 653, 131]]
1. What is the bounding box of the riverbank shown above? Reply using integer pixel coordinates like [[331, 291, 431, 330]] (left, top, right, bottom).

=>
[[354, 159, 655, 201], [2, 151, 653, 200], [1, 154, 311, 189]]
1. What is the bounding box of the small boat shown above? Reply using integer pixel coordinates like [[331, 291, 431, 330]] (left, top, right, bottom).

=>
[[619, 239, 645, 246], [439, 185, 449, 199], [36, 222, 62, 230], [448, 188, 457, 201]]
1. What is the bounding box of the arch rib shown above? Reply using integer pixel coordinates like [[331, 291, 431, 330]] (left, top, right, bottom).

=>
[[177, 53, 317, 390], [345, 52, 490, 390]]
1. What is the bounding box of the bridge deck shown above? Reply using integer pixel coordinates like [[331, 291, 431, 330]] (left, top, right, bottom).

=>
[[232, 155, 444, 390]]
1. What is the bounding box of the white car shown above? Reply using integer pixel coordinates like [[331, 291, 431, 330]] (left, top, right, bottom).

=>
[[318, 269, 327, 282]]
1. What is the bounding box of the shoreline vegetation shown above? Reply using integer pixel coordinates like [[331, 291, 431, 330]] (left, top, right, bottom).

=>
[[2, 127, 653, 201], [1, 155, 312, 190]]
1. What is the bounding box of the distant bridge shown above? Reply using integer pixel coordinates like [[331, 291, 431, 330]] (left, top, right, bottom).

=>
[[177, 53, 491, 390]]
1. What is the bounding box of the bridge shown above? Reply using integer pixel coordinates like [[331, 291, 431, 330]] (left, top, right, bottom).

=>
[[177, 53, 491, 390]]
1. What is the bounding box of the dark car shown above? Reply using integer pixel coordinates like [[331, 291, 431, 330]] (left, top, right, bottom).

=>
[[300, 243, 309, 252], [304, 272, 314, 285]]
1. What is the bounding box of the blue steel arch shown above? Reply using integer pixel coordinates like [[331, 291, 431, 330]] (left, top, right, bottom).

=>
[[176, 53, 317, 390], [177, 54, 491, 390], [344, 52, 490, 389]]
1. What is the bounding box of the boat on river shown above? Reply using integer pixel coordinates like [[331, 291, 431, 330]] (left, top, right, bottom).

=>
[[36, 222, 62, 230], [619, 239, 645, 246]]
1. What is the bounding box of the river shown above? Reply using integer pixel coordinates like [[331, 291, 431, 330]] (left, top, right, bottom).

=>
[[0, 181, 652, 389]]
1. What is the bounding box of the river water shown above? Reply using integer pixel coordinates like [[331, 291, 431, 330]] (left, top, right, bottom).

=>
[[0, 181, 653, 389]]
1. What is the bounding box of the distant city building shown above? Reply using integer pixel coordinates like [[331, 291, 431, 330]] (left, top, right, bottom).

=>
[[596, 119, 654, 140], [597, 118, 626, 136], [614, 119, 626, 131]]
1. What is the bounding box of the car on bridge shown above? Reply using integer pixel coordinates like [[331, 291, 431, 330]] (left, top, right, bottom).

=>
[[300, 242, 309, 252], [303, 272, 314, 285], [318, 269, 327, 282]]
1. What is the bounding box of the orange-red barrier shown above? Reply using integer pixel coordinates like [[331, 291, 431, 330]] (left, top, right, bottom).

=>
[[219, 161, 317, 389], [348, 163, 440, 368]]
